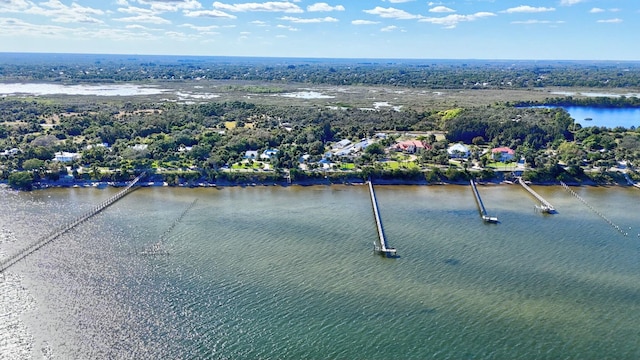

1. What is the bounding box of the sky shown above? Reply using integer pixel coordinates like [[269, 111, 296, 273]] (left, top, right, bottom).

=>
[[0, 0, 638, 60]]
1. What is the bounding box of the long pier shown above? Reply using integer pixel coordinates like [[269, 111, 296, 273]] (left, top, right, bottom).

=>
[[560, 181, 627, 237], [470, 179, 498, 223], [517, 177, 555, 213], [0, 173, 145, 273], [368, 181, 397, 257]]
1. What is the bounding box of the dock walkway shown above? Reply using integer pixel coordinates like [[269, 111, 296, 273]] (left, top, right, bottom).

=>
[[470, 179, 498, 223], [368, 181, 397, 257], [0, 173, 145, 273], [517, 177, 555, 213]]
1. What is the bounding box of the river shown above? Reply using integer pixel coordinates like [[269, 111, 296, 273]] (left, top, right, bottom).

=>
[[1, 185, 639, 359]]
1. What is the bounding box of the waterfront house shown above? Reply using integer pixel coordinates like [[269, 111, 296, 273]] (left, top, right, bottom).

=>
[[54, 151, 80, 162], [244, 150, 259, 159], [260, 149, 279, 160], [1, 148, 19, 156], [352, 139, 371, 152], [332, 139, 352, 150], [447, 143, 470, 158], [394, 140, 431, 154], [491, 147, 515, 162]]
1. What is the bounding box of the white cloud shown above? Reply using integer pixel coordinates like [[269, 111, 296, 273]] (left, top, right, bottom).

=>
[[180, 23, 220, 31], [276, 24, 298, 31], [380, 25, 397, 32], [114, 14, 171, 24], [363, 7, 421, 20], [560, 0, 586, 6], [279, 16, 338, 23], [385, 0, 414, 3], [136, 0, 202, 12], [419, 12, 495, 28], [25, 1, 105, 24], [213, 1, 303, 13], [511, 19, 565, 25], [429, 6, 454, 13], [307, 3, 344, 12], [502, 6, 555, 14], [118, 6, 155, 15], [597, 18, 622, 23], [184, 9, 237, 19], [351, 19, 379, 25], [589, 8, 605, 13], [0, 0, 31, 12], [126, 24, 151, 29], [0, 17, 69, 37]]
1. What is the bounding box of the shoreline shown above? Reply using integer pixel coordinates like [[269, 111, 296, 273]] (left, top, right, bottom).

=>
[[1, 176, 631, 192]]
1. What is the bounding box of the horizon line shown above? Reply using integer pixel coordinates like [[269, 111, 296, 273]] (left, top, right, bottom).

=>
[[0, 51, 638, 63]]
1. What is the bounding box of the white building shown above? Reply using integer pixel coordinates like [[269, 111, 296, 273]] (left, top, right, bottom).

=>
[[54, 151, 80, 162]]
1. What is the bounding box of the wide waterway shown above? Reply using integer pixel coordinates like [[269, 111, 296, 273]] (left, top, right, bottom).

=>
[[1, 184, 639, 359]]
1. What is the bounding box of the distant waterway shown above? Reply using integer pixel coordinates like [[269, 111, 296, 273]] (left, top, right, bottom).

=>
[[532, 105, 640, 129], [1, 185, 639, 359]]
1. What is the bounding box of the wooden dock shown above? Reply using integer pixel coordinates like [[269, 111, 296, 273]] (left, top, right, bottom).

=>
[[367, 181, 397, 257], [470, 179, 498, 223], [517, 177, 555, 213], [0, 173, 145, 273]]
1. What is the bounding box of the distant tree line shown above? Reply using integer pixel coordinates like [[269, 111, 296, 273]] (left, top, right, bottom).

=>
[[3, 55, 640, 89]]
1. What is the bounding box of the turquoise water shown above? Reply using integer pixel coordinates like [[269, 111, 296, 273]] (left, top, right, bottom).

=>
[[1, 184, 639, 359]]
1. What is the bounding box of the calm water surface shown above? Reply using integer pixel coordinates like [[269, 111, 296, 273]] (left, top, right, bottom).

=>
[[1, 184, 639, 359]]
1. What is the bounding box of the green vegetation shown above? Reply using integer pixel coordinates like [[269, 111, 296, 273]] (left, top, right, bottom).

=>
[[2, 57, 640, 190]]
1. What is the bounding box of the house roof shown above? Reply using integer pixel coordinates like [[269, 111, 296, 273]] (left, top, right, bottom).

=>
[[396, 140, 427, 149], [447, 143, 469, 153], [491, 147, 515, 154]]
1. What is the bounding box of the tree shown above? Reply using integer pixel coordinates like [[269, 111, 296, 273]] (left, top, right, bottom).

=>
[[22, 158, 45, 171], [8, 171, 34, 190]]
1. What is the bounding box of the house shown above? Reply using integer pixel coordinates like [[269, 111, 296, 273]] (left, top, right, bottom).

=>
[[86, 143, 109, 150], [54, 151, 80, 162], [394, 140, 431, 154], [447, 143, 470, 158], [352, 139, 370, 152], [491, 147, 515, 162], [0, 148, 19, 156], [260, 149, 279, 160], [244, 150, 259, 159], [332, 139, 352, 150]]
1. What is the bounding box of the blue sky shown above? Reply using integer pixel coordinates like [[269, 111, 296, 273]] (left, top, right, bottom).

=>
[[0, 0, 637, 60]]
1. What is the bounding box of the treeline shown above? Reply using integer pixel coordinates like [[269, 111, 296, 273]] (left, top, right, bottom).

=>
[[3, 54, 640, 89], [514, 96, 640, 108]]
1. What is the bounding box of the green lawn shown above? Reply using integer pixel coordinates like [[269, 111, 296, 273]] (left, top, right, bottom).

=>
[[382, 161, 420, 170]]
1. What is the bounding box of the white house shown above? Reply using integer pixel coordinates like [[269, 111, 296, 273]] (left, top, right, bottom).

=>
[[0, 148, 19, 156], [260, 149, 279, 160], [332, 139, 352, 150], [244, 150, 259, 159], [54, 151, 80, 162], [447, 143, 470, 158]]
